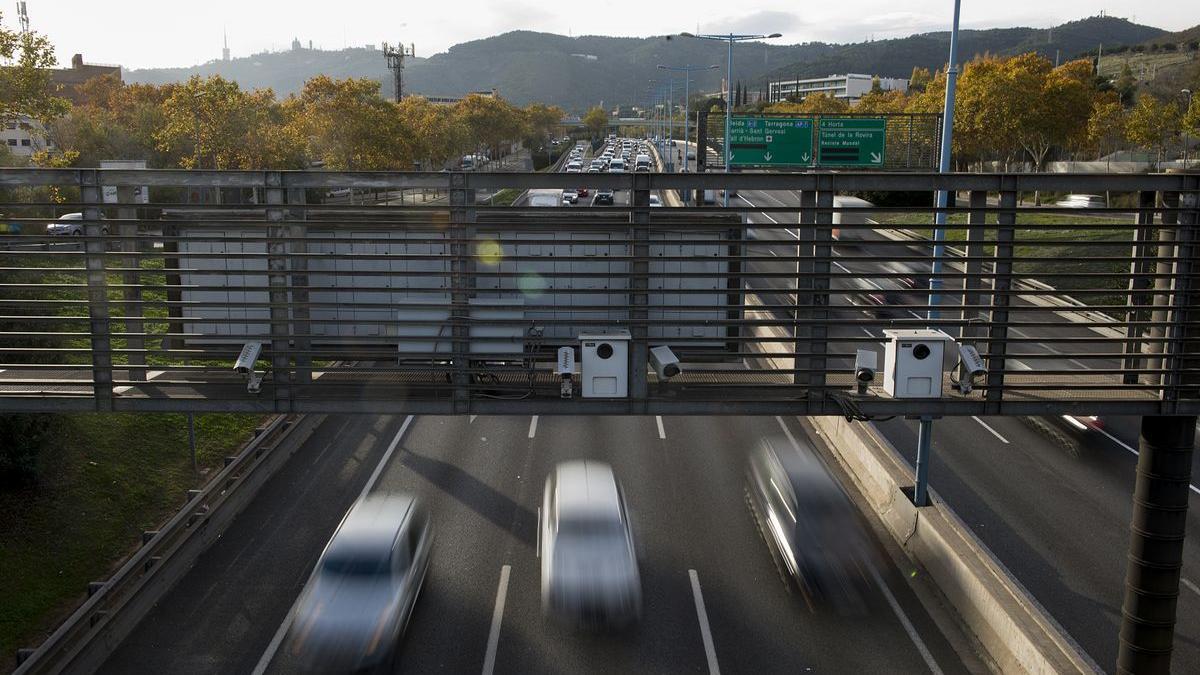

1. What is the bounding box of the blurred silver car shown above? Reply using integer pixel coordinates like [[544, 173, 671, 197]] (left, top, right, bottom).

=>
[[746, 436, 873, 611], [45, 212, 107, 236], [540, 460, 641, 627], [283, 493, 432, 673]]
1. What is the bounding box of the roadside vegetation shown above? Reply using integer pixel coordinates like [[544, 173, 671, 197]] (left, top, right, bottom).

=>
[[0, 412, 264, 659]]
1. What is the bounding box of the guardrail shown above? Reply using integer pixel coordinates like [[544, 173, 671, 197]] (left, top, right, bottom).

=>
[[12, 413, 321, 675], [0, 169, 1197, 417]]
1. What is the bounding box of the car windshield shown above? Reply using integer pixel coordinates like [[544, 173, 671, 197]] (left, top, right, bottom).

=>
[[321, 545, 392, 576], [559, 514, 623, 540]]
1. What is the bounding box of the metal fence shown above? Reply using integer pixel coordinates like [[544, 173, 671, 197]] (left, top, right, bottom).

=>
[[0, 168, 1196, 416]]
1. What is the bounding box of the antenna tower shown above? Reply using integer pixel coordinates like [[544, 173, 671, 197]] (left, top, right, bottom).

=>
[[17, 1, 30, 34], [382, 42, 416, 102]]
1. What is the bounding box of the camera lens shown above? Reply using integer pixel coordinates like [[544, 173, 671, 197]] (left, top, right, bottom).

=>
[[913, 343, 931, 360], [597, 343, 614, 359]]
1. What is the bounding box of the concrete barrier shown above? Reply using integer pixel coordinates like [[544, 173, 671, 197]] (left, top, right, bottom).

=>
[[807, 414, 1102, 674]]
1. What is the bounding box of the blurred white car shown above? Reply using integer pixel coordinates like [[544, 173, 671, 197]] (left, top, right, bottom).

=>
[[46, 212, 107, 236], [283, 493, 433, 672], [648, 195, 662, 207], [540, 460, 641, 627], [1055, 194, 1105, 209]]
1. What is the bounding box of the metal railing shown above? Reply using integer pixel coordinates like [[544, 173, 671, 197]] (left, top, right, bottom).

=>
[[0, 168, 1196, 416]]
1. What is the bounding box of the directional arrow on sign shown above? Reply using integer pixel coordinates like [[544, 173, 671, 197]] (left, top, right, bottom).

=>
[[764, 152, 773, 162], [802, 152, 810, 162], [870, 152, 882, 163]]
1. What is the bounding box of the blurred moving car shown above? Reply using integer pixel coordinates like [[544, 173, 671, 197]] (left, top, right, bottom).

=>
[[745, 436, 873, 611], [1055, 194, 1106, 209], [46, 212, 108, 236], [283, 493, 433, 673], [540, 460, 641, 627], [648, 195, 662, 207], [562, 190, 579, 205], [576, 187, 589, 198], [592, 190, 614, 206]]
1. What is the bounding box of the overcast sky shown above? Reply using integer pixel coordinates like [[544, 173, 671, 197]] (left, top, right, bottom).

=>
[[18, 1, 1198, 71]]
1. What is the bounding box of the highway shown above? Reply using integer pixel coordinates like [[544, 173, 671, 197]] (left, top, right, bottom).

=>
[[733, 185, 1200, 673], [99, 412, 979, 674]]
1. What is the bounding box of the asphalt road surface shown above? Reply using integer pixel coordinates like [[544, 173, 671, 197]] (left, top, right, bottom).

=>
[[736, 188, 1200, 673], [100, 413, 978, 674]]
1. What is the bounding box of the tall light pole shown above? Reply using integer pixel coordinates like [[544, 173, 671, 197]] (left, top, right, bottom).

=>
[[680, 31, 782, 206], [929, 0, 961, 322], [1182, 89, 1193, 166], [659, 64, 720, 173]]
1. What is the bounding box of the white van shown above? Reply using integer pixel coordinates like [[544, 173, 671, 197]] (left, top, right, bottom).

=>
[[634, 154, 652, 172], [528, 189, 565, 207], [608, 158, 627, 173]]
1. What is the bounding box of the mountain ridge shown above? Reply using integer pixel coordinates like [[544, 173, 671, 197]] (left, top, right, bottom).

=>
[[125, 16, 1170, 111]]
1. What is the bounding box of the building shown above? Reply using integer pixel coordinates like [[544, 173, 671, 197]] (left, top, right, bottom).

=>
[[1, 114, 51, 157], [424, 89, 500, 106], [767, 73, 908, 104], [50, 54, 122, 105]]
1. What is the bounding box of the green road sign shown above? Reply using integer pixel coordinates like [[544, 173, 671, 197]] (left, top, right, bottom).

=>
[[728, 116, 813, 166], [817, 118, 886, 167]]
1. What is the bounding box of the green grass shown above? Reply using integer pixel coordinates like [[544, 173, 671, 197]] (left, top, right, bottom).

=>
[[875, 210, 1137, 307], [0, 412, 266, 658]]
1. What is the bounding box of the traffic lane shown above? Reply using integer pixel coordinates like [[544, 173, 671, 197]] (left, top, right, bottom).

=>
[[496, 415, 706, 674], [667, 413, 969, 674], [262, 414, 536, 675], [1082, 415, 1200, 493], [500, 414, 966, 674], [99, 413, 407, 675], [873, 414, 1200, 672]]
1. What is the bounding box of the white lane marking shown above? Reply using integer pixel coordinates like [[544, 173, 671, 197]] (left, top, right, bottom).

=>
[[868, 564, 943, 675], [769, 249, 777, 256], [971, 416, 1010, 444], [481, 565, 512, 675], [360, 415, 416, 500], [253, 414, 416, 675], [1182, 578, 1200, 598], [656, 415, 667, 439], [1008, 328, 1091, 369], [1092, 426, 1200, 496], [528, 415, 538, 439], [775, 415, 808, 455], [861, 328, 878, 338], [688, 569, 721, 675], [470, 414, 477, 424], [737, 193, 800, 237]]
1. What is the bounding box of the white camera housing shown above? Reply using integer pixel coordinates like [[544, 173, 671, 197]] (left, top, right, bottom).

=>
[[882, 329, 952, 398], [854, 349, 878, 394], [649, 345, 682, 379], [956, 344, 986, 394], [234, 341, 262, 375]]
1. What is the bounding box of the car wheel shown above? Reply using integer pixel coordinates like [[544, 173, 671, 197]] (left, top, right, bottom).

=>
[[71, 229, 82, 236], [101, 227, 109, 235]]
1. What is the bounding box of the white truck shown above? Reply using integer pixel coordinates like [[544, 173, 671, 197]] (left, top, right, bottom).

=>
[[527, 189, 565, 207]]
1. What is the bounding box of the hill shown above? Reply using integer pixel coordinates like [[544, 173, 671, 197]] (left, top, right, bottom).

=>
[[125, 16, 1168, 112]]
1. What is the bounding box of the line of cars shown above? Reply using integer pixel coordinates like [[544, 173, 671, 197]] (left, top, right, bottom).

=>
[[558, 136, 658, 207], [280, 434, 876, 672]]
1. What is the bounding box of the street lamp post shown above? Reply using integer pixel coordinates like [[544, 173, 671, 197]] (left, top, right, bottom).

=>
[[1182, 89, 1193, 167], [658, 64, 720, 174], [680, 31, 782, 206]]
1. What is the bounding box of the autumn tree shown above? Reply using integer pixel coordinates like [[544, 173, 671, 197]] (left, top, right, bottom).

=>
[[452, 94, 525, 160], [855, 89, 908, 114], [1087, 95, 1128, 162], [1010, 57, 1094, 174], [582, 105, 608, 140], [1184, 97, 1200, 139], [909, 67, 933, 93], [1125, 94, 1181, 167], [286, 76, 410, 170], [0, 12, 69, 127], [396, 95, 468, 169]]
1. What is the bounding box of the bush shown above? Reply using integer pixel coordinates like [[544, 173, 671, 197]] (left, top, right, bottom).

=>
[[0, 414, 57, 488]]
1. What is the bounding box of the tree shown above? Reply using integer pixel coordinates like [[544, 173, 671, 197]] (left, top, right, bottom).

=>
[[452, 93, 525, 161], [870, 76, 883, 94], [855, 89, 908, 114], [1010, 57, 1094, 174], [1184, 97, 1200, 139], [1087, 96, 1128, 162], [0, 14, 69, 129], [1115, 62, 1138, 105], [909, 67, 933, 93], [1126, 94, 1181, 166], [583, 105, 608, 140], [397, 95, 468, 170], [156, 75, 305, 170], [286, 75, 409, 170]]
